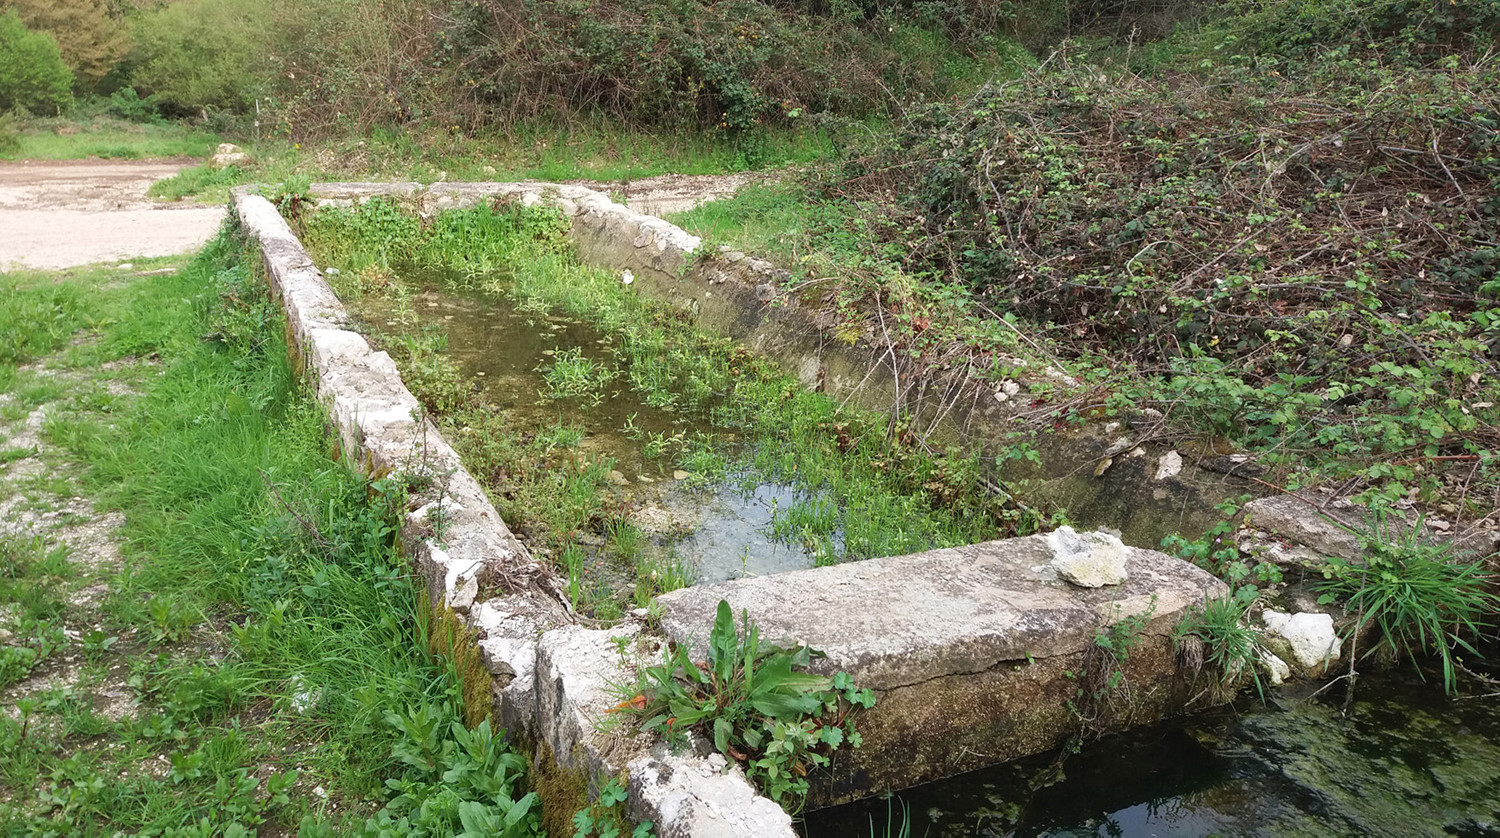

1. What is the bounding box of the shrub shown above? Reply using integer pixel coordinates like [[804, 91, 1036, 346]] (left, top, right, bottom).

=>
[[828, 3, 1500, 495], [0, 10, 73, 114], [4, 0, 130, 90], [128, 0, 266, 114]]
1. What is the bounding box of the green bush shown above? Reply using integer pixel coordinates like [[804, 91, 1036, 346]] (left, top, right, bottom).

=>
[[0, 10, 73, 114], [826, 2, 1500, 495], [5, 0, 130, 91], [128, 0, 266, 114]]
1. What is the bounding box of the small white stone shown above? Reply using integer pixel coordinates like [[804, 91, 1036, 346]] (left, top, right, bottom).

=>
[[1046, 526, 1129, 588], [1260, 649, 1290, 686], [1261, 610, 1342, 676], [1154, 450, 1183, 481]]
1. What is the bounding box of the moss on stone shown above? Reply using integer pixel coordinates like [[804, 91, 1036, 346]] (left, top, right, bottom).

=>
[[418, 592, 496, 729], [532, 741, 590, 838]]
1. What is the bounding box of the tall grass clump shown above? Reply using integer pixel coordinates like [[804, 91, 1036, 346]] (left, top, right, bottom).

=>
[[1317, 512, 1500, 693]]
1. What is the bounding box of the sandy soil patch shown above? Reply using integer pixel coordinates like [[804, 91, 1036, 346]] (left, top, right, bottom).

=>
[[0, 159, 225, 270]]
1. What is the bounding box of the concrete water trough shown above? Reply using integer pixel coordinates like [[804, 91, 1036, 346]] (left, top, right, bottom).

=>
[[232, 182, 1231, 835]]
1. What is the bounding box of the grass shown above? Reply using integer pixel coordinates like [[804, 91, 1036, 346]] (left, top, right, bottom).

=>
[[1316, 510, 1500, 694], [146, 163, 246, 202], [666, 182, 826, 266], [0, 276, 93, 370], [139, 118, 851, 204], [0, 114, 220, 161], [1173, 596, 1265, 698], [539, 348, 616, 402], [0, 232, 541, 834]]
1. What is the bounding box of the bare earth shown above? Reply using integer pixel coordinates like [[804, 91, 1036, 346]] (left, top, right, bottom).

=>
[[0, 159, 225, 270]]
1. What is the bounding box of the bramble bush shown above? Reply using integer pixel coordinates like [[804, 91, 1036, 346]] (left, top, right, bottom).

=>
[[824, 0, 1500, 501]]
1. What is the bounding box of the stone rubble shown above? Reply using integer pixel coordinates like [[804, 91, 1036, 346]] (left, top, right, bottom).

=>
[[1261, 610, 1343, 677]]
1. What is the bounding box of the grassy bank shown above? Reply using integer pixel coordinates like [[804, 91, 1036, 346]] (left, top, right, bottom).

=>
[[0, 234, 539, 833]]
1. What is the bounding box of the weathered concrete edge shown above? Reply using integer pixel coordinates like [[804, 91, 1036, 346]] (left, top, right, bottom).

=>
[[231, 187, 788, 837]]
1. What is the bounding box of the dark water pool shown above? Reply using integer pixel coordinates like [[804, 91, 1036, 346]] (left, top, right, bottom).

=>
[[803, 673, 1500, 837]]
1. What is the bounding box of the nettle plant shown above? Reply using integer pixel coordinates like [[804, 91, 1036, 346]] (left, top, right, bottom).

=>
[[616, 600, 875, 811]]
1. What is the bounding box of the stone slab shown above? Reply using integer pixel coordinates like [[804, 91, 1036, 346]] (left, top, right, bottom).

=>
[[658, 535, 1224, 690], [657, 535, 1227, 802]]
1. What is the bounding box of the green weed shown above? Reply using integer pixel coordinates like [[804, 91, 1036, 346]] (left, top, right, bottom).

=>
[[615, 600, 875, 813], [1173, 596, 1265, 698], [539, 348, 616, 403]]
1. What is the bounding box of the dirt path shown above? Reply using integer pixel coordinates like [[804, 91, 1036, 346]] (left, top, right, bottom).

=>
[[0, 159, 225, 270]]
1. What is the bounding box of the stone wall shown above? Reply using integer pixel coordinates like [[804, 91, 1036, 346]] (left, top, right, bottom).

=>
[[233, 188, 790, 837]]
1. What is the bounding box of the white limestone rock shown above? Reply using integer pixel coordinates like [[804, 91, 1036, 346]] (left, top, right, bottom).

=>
[[1261, 610, 1342, 676], [210, 143, 250, 169], [627, 747, 795, 838], [1259, 648, 1291, 686], [1154, 450, 1183, 481], [1046, 526, 1129, 588]]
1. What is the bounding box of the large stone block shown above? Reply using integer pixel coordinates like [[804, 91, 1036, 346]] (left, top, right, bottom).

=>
[[657, 535, 1227, 806]]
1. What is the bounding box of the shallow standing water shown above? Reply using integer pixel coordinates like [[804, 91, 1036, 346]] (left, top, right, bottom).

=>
[[344, 273, 822, 583], [803, 671, 1500, 836]]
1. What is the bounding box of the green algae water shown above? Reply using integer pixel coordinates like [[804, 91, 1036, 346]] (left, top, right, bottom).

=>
[[343, 274, 811, 582], [803, 672, 1500, 836]]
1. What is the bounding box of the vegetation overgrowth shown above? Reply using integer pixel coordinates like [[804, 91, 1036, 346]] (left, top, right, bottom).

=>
[[0, 235, 541, 834], [615, 599, 876, 813], [1317, 510, 1500, 693], [677, 0, 1500, 516]]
